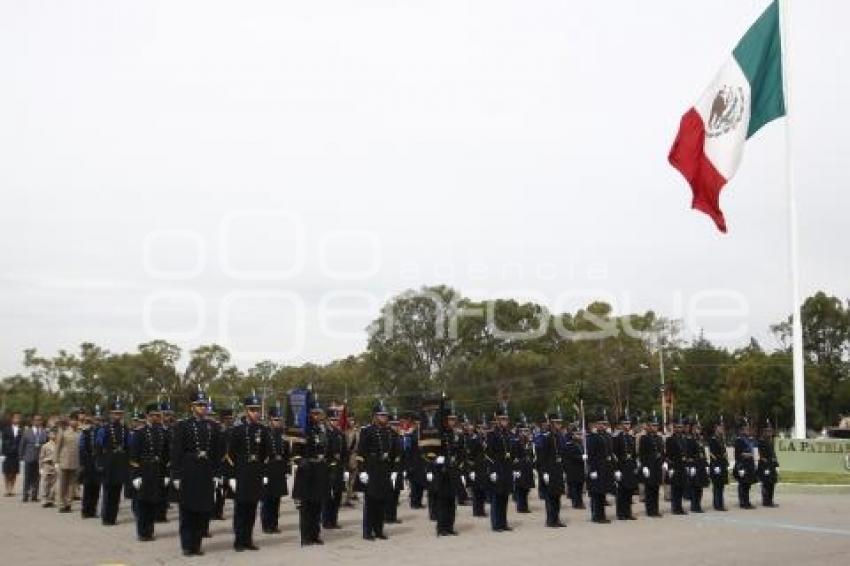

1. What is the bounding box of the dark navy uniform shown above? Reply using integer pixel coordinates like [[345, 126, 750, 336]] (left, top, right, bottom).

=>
[[171, 392, 221, 556], [513, 428, 535, 514], [355, 403, 397, 540], [535, 419, 566, 526], [665, 422, 689, 515], [485, 409, 515, 532], [586, 417, 615, 523], [95, 401, 130, 525], [431, 426, 464, 535], [260, 408, 290, 533], [733, 424, 757, 509], [686, 424, 710, 513], [613, 423, 638, 520], [384, 421, 404, 523], [708, 424, 729, 511], [129, 404, 169, 541], [466, 425, 489, 517], [563, 428, 586, 509], [757, 423, 779, 507], [292, 406, 330, 545], [78, 414, 102, 519], [638, 421, 665, 517], [225, 396, 269, 552], [403, 424, 426, 509], [322, 410, 348, 529]]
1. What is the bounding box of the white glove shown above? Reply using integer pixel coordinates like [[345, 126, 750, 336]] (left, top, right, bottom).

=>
[[713, 466, 721, 475], [489, 472, 497, 482], [705, 467, 710, 476], [132, 478, 142, 490], [172, 479, 181, 490], [359, 472, 369, 484], [642, 467, 650, 479], [461, 475, 466, 487], [737, 469, 745, 478], [764, 470, 770, 476], [263, 476, 268, 485], [229, 478, 237, 492], [589, 471, 598, 480], [163, 477, 170, 487], [426, 472, 434, 482], [688, 467, 696, 478], [669, 470, 675, 478], [435, 456, 445, 465], [391, 472, 398, 484], [343, 471, 350, 482], [662, 462, 669, 472], [213, 477, 222, 489], [614, 471, 622, 481], [542, 473, 550, 484], [402, 471, 407, 479], [513, 470, 521, 479], [581, 454, 588, 461], [469, 471, 476, 482]]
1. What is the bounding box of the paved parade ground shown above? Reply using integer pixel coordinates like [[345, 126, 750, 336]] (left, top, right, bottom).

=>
[[2, 485, 848, 566]]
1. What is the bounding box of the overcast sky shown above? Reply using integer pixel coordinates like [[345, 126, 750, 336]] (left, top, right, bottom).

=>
[[1, 0, 848, 375]]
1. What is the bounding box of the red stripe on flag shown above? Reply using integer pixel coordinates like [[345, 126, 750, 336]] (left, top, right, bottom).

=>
[[668, 108, 729, 233]]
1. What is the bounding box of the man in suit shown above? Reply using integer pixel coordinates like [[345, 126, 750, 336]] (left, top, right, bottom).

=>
[[20, 414, 48, 502], [1, 411, 23, 496]]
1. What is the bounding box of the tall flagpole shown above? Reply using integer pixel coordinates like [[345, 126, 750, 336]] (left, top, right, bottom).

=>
[[779, 0, 806, 439]]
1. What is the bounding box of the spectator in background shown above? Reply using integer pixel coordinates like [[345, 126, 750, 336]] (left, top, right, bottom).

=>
[[20, 414, 48, 502], [1, 411, 24, 496], [54, 412, 82, 513], [39, 428, 58, 507]]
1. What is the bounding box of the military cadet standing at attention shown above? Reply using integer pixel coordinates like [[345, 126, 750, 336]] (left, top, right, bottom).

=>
[[536, 410, 566, 527], [665, 417, 689, 515], [260, 405, 290, 534], [733, 418, 757, 509], [402, 412, 426, 510], [708, 417, 729, 511], [156, 400, 175, 523], [562, 422, 586, 509], [686, 418, 709, 513], [757, 419, 779, 507], [384, 409, 404, 524], [171, 389, 221, 557], [513, 415, 535, 514], [356, 399, 397, 540], [129, 403, 169, 541], [638, 413, 664, 517], [208, 403, 226, 523], [586, 411, 615, 524], [486, 402, 515, 532], [322, 405, 348, 529], [430, 400, 463, 536], [613, 415, 638, 520], [79, 407, 102, 519], [292, 398, 330, 546], [96, 398, 130, 525], [224, 393, 269, 552], [467, 416, 489, 518]]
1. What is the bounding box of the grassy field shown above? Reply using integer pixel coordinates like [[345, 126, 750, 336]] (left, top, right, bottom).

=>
[[779, 471, 850, 485]]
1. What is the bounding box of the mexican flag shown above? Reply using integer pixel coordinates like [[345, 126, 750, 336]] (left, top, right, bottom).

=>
[[668, 0, 786, 233]]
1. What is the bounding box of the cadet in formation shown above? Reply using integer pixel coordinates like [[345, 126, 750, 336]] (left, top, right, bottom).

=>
[[356, 400, 398, 540], [96, 399, 130, 526], [129, 403, 169, 541]]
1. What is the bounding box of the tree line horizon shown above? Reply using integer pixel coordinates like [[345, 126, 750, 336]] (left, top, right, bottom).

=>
[[2, 286, 848, 432]]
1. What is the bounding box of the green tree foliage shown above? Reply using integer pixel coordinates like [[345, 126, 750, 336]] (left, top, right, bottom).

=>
[[2, 289, 848, 432]]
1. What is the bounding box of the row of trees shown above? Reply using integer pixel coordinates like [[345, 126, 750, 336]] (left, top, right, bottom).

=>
[[2, 288, 848, 432]]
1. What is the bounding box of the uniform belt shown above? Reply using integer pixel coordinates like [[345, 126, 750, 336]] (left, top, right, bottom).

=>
[[306, 456, 324, 463], [274, 455, 283, 461], [197, 451, 208, 459], [248, 455, 258, 462]]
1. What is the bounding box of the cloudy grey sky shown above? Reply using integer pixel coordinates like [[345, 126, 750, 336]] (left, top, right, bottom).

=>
[[1, 0, 848, 375]]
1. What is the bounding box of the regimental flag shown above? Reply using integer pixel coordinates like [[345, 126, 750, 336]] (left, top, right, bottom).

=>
[[668, 0, 786, 233]]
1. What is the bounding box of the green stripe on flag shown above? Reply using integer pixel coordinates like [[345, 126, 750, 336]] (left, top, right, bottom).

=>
[[733, 0, 786, 138]]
